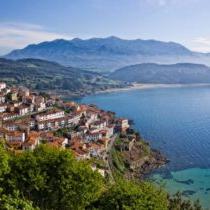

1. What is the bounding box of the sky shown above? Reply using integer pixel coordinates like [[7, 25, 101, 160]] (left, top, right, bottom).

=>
[[0, 0, 210, 55]]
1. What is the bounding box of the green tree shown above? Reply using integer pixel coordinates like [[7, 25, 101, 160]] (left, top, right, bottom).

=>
[[0, 192, 39, 210], [4, 145, 104, 210], [89, 179, 168, 210]]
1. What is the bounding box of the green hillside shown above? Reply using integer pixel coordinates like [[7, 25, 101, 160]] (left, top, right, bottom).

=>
[[0, 58, 124, 96]]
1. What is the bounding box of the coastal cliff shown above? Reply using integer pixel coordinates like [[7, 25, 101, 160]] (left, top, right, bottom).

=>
[[109, 130, 168, 180]]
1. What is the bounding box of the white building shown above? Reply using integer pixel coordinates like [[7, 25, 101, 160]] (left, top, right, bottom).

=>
[[0, 95, 5, 104], [85, 131, 103, 142], [5, 131, 25, 142], [16, 105, 30, 116], [0, 105, 6, 113], [0, 82, 6, 91], [36, 109, 65, 122]]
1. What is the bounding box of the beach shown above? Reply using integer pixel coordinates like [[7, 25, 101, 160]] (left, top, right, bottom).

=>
[[96, 83, 210, 94]]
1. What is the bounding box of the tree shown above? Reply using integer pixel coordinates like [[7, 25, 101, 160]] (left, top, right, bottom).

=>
[[3, 145, 104, 210], [0, 192, 39, 210], [89, 179, 168, 210]]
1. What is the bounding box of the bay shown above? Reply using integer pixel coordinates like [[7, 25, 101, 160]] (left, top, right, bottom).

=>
[[77, 86, 210, 208]]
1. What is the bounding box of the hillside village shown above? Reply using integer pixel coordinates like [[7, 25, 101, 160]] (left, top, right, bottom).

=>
[[0, 81, 147, 177]]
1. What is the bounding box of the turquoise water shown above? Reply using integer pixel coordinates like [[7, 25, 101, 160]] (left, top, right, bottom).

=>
[[152, 168, 210, 208], [77, 86, 210, 208]]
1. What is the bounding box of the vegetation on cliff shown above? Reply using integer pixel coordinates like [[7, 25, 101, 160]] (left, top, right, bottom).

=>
[[109, 130, 167, 179], [0, 141, 202, 210]]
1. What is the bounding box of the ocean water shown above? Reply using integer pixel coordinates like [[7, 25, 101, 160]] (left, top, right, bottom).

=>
[[77, 86, 210, 208]]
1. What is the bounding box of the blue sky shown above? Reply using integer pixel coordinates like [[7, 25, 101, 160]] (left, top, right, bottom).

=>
[[0, 0, 210, 54]]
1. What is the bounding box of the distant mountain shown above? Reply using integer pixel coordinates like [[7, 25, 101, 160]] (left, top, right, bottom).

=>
[[0, 58, 123, 96], [5, 37, 210, 72], [109, 63, 210, 84]]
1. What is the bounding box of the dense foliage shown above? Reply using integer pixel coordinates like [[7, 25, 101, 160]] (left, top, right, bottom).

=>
[[88, 179, 168, 210], [0, 144, 104, 210], [0, 143, 203, 210]]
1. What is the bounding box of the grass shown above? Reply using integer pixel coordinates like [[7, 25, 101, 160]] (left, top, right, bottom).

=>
[[111, 147, 126, 174]]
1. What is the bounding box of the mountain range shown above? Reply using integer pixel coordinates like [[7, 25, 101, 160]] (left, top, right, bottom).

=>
[[5, 36, 210, 72], [109, 63, 210, 84]]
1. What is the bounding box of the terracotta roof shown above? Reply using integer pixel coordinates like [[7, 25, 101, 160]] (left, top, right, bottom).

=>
[[6, 141, 22, 149], [6, 131, 25, 137]]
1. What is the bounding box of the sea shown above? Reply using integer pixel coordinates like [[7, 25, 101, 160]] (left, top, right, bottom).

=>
[[76, 86, 210, 209]]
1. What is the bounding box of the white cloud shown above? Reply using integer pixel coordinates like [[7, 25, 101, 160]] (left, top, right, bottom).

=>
[[188, 37, 210, 53], [0, 22, 72, 55]]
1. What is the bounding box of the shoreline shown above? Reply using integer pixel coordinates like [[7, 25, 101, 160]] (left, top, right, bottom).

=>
[[57, 83, 210, 100], [95, 83, 210, 94]]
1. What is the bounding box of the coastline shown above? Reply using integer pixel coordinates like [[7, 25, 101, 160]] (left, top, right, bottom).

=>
[[95, 83, 210, 94], [58, 83, 210, 100]]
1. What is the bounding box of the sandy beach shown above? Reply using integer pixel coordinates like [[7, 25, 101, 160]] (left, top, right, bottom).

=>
[[96, 83, 210, 94]]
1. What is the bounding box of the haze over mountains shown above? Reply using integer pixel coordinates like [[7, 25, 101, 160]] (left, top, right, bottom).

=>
[[109, 63, 210, 84], [4, 36, 210, 85], [5, 36, 210, 72]]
